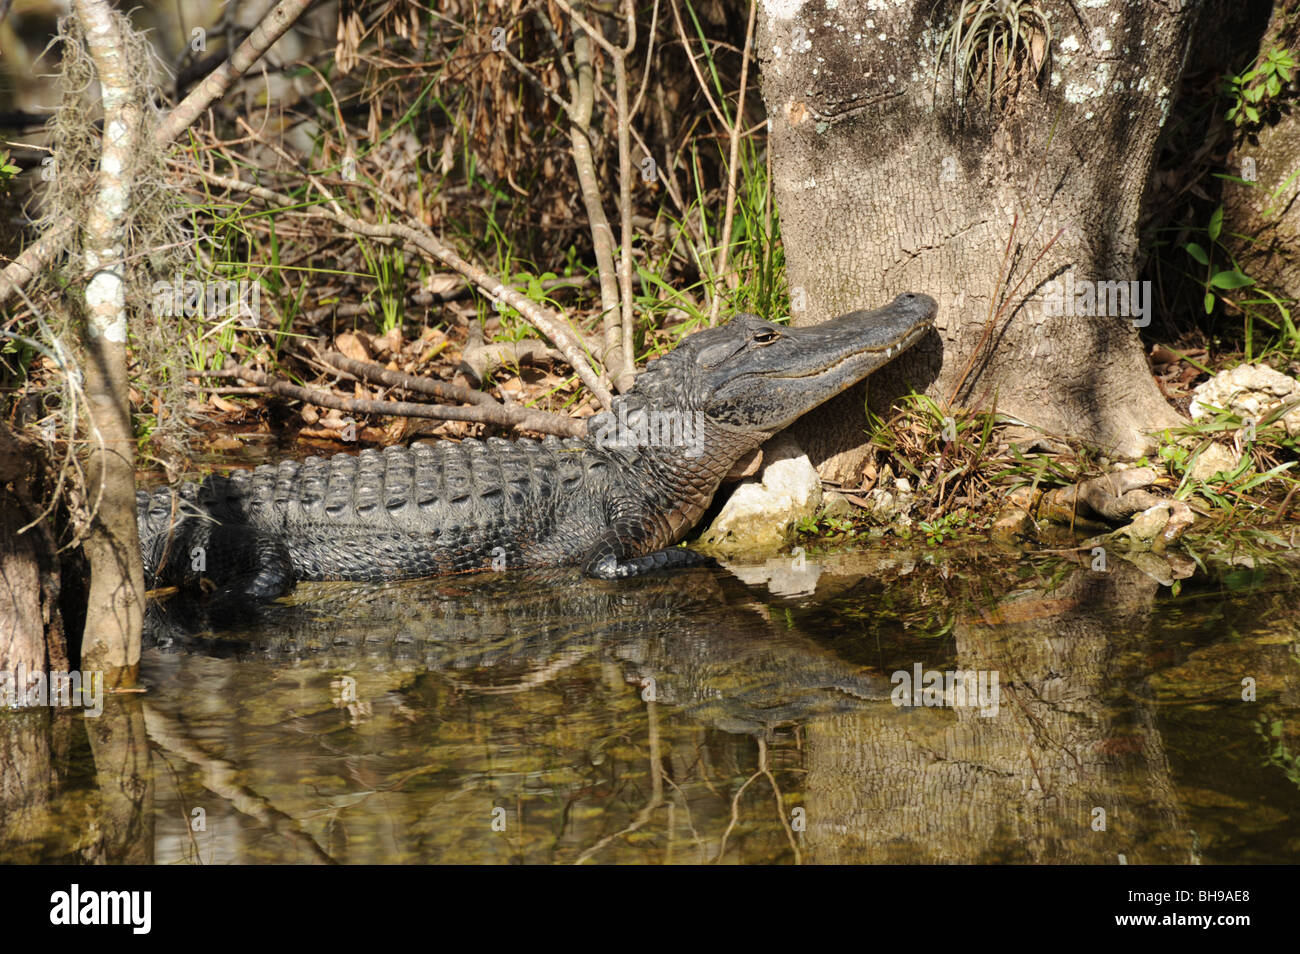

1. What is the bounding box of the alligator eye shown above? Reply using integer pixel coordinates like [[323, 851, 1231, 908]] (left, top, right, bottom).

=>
[[752, 330, 781, 344]]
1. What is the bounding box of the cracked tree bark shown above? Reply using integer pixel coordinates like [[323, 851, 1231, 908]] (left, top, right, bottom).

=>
[[757, 0, 1187, 485], [1221, 3, 1300, 306]]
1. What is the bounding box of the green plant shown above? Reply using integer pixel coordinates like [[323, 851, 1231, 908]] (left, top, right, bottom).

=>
[[1255, 716, 1300, 791], [919, 509, 969, 546], [0, 150, 19, 184], [795, 512, 857, 538], [1224, 45, 1296, 130], [1155, 410, 1299, 514], [1182, 206, 1256, 316], [1176, 203, 1300, 363], [935, 0, 1052, 108]]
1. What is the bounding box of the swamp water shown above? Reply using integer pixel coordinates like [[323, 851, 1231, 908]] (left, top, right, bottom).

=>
[[2, 544, 1298, 864]]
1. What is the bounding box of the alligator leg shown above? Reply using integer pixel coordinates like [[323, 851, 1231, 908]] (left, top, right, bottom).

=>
[[148, 520, 297, 602], [582, 522, 717, 579], [205, 530, 298, 602]]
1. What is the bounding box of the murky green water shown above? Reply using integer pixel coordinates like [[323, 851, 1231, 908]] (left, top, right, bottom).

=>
[[3, 544, 1299, 864]]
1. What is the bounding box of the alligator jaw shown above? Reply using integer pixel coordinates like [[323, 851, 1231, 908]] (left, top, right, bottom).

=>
[[770, 293, 936, 380], [706, 293, 937, 432]]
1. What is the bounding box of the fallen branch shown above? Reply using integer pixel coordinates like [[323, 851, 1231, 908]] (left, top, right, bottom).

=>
[[315, 349, 495, 407], [221, 361, 586, 438], [193, 168, 614, 410]]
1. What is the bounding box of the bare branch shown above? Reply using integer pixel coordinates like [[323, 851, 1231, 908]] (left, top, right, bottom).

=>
[[0, 0, 314, 306], [222, 362, 586, 438]]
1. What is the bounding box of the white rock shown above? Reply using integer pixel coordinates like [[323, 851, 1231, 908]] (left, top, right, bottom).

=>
[[1186, 442, 1241, 482], [1190, 364, 1300, 436], [700, 435, 823, 558]]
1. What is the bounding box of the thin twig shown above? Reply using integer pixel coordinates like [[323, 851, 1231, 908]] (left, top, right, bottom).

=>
[[709, 0, 756, 325]]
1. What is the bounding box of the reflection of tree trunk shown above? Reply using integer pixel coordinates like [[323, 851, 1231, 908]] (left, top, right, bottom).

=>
[[0, 709, 58, 860], [803, 562, 1194, 863], [84, 699, 154, 864], [758, 0, 1186, 482]]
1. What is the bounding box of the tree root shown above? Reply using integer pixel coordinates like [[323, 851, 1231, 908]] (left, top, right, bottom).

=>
[[994, 467, 1197, 550]]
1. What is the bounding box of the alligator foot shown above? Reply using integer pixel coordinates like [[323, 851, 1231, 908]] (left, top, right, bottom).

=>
[[584, 545, 717, 580]]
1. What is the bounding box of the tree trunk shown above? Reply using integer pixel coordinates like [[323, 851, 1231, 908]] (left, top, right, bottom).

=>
[[757, 0, 1186, 484], [1222, 3, 1300, 304], [76, 0, 145, 682], [0, 425, 69, 685]]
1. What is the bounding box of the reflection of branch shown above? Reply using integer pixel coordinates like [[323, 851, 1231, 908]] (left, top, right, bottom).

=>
[[439, 649, 589, 695], [716, 767, 762, 860], [716, 736, 801, 863], [141, 702, 338, 864], [758, 737, 802, 864], [573, 698, 664, 864], [660, 773, 708, 863]]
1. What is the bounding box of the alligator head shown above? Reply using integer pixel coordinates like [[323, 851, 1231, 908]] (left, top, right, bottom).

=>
[[627, 292, 937, 434]]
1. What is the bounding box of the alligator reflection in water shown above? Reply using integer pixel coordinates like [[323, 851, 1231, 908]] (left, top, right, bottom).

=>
[[2, 549, 1298, 864]]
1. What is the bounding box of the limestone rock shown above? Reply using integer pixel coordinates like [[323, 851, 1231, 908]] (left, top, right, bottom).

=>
[[1190, 364, 1300, 436], [699, 435, 822, 559], [1186, 442, 1241, 482]]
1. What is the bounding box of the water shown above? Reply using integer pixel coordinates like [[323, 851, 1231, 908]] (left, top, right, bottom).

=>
[[3, 544, 1298, 864]]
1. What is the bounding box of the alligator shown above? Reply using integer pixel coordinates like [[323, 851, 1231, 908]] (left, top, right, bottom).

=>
[[137, 292, 936, 599]]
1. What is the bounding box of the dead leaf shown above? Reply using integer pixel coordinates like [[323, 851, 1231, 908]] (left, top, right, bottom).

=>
[[375, 326, 402, 355], [336, 332, 370, 361], [425, 274, 463, 296]]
